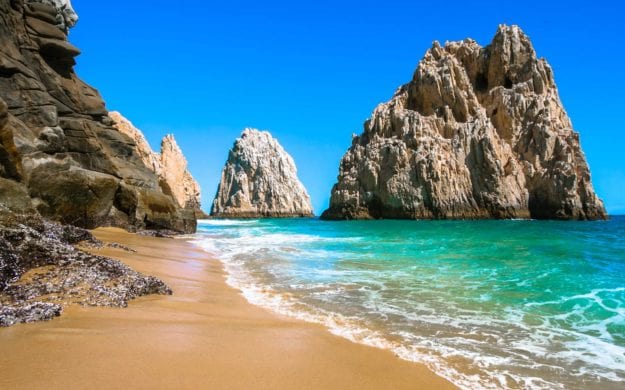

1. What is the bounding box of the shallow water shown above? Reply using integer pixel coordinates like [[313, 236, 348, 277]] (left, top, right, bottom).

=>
[[191, 217, 625, 389]]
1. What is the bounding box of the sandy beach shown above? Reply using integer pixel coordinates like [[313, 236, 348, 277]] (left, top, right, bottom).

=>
[[0, 228, 455, 389]]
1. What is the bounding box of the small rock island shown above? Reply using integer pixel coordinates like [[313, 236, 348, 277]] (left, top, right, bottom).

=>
[[322, 25, 606, 220], [211, 129, 313, 218]]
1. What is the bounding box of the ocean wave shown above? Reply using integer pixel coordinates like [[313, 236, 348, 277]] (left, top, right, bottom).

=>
[[206, 254, 572, 389], [198, 219, 261, 226], [188, 219, 625, 390], [191, 233, 362, 263]]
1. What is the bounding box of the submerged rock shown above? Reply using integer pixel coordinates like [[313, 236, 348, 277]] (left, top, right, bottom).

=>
[[211, 129, 313, 218], [0, 208, 172, 327], [0, 0, 195, 233], [322, 25, 606, 220]]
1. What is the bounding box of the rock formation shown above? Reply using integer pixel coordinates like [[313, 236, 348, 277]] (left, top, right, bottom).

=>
[[160, 135, 203, 213], [25, 0, 78, 33], [322, 25, 606, 220], [211, 129, 313, 218], [108, 111, 161, 173], [0, 0, 195, 232], [0, 207, 171, 327], [109, 112, 204, 217]]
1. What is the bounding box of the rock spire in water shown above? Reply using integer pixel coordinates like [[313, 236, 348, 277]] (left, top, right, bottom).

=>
[[322, 25, 606, 220], [211, 129, 313, 218]]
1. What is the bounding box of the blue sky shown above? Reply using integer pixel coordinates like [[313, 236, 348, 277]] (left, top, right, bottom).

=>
[[71, 0, 625, 215]]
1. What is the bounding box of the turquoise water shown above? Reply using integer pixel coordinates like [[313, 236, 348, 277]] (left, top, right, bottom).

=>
[[191, 217, 625, 389]]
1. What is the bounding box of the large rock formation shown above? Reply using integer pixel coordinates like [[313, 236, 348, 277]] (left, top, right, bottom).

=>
[[0, 0, 195, 232], [109, 112, 204, 217], [322, 25, 606, 220], [211, 129, 313, 218]]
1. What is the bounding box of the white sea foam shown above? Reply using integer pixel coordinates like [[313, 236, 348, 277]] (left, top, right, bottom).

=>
[[188, 227, 625, 390], [223, 275, 569, 389], [198, 219, 260, 226]]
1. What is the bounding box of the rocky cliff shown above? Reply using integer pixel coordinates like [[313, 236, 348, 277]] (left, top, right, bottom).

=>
[[109, 112, 203, 217], [322, 25, 606, 220], [211, 129, 313, 218], [0, 0, 195, 232]]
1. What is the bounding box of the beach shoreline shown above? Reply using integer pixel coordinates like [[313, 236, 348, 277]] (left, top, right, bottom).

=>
[[0, 227, 455, 389]]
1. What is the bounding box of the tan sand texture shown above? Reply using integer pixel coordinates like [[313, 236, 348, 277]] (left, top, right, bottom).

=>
[[0, 228, 455, 389]]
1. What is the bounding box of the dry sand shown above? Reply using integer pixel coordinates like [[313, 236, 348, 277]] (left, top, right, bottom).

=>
[[0, 228, 455, 389]]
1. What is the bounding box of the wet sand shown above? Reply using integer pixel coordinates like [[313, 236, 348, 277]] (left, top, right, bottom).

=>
[[0, 228, 455, 389]]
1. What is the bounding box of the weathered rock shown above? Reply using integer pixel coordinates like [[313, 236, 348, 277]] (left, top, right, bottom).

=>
[[322, 25, 606, 221], [0, 178, 34, 213], [136, 229, 176, 239], [108, 111, 160, 173], [25, 16, 66, 40], [0, 207, 172, 326], [0, 97, 25, 183], [0, 302, 62, 326], [0, 0, 195, 232], [109, 112, 204, 217], [0, 98, 7, 129], [160, 135, 202, 211], [24, 0, 78, 32], [211, 129, 313, 218]]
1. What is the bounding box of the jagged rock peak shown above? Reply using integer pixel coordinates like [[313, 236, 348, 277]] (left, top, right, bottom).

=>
[[109, 112, 202, 213], [160, 134, 202, 211], [211, 128, 314, 218], [322, 24, 606, 221], [108, 111, 161, 173]]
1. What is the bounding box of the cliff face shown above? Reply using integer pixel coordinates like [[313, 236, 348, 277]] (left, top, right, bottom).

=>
[[322, 25, 606, 220], [0, 0, 196, 232], [109, 112, 203, 217], [211, 129, 313, 218]]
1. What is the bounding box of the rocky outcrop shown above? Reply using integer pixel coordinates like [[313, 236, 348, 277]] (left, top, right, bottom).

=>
[[109, 112, 204, 217], [24, 0, 78, 33], [160, 135, 202, 212], [0, 0, 195, 232], [322, 25, 606, 220], [211, 129, 313, 218], [0, 207, 171, 327], [108, 111, 160, 173]]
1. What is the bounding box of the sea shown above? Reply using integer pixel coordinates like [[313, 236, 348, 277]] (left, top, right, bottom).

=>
[[190, 217, 625, 389]]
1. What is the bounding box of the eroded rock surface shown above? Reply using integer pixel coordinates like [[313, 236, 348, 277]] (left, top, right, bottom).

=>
[[0, 208, 171, 327], [212, 129, 313, 218], [322, 25, 606, 220], [109, 112, 203, 217], [0, 0, 195, 232], [24, 0, 78, 32]]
